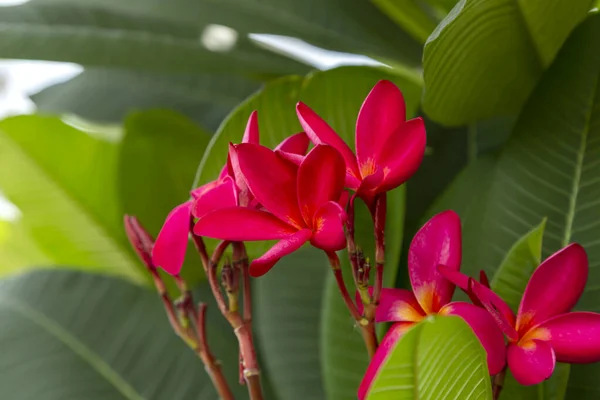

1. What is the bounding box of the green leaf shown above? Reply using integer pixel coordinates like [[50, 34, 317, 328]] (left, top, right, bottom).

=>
[[500, 363, 570, 400], [372, 0, 439, 43], [0, 269, 245, 399], [366, 316, 492, 399], [422, 155, 498, 286], [490, 218, 545, 312], [254, 247, 329, 400], [30, 69, 261, 131], [0, 115, 145, 283], [30, 0, 423, 67], [118, 109, 212, 284], [195, 65, 420, 399], [459, 15, 600, 398], [422, 0, 593, 125], [0, 3, 308, 76]]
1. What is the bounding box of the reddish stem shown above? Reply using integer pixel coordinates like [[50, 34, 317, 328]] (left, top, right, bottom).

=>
[[372, 193, 387, 305]]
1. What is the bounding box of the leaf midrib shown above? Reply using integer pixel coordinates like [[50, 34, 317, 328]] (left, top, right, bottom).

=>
[[562, 71, 600, 246], [0, 296, 144, 400]]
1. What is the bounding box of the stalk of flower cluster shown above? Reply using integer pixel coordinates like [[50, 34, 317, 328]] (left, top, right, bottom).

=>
[[124, 216, 234, 400], [492, 367, 507, 400], [372, 193, 387, 305], [191, 234, 264, 400], [326, 250, 378, 358]]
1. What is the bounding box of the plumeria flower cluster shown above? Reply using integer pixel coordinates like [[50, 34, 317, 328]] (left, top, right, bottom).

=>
[[152, 80, 426, 277], [126, 79, 600, 400]]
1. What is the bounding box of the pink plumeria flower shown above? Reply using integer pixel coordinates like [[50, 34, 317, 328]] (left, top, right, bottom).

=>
[[194, 143, 347, 277], [358, 211, 506, 400], [441, 243, 600, 386], [296, 80, 426, 207], [151, 112, 309, 275]]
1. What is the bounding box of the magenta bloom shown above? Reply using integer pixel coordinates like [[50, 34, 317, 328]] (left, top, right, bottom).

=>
[[151, 112, 309, 275], [296, 80, 426, 206], [358, 211, 506, 400], [442, 244, 600, 386], [194, 143, 347, 277]]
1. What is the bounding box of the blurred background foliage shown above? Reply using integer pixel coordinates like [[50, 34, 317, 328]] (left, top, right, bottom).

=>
[[0, 0, 599, 399]]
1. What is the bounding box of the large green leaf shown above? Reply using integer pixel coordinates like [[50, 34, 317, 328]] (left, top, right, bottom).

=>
[[422, 0, 593, 125], [0, 269, 245, 399], [0, 3, 308, 76], [31, 69, 261, 131], [366, 316, 492, 399], [465, 14, 600, 398], [0, 115, 145, 283], [30, 0, 423, 67], [194, 66, 420, 399], [254, 247, 329, 400]]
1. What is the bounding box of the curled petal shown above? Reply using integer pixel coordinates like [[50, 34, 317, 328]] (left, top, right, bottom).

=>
[[235, 143, 304, 227], [298, 145, 346, 224], [540, 312, 600, 363], [508, 340, 556, 386], [377, 117, 427, 193], [275, 150, 304, 167], [517, 243, 588, 332], [249, 229, 312, 276], [296, 102, 361, 187], [358, 322, 414, 400], [356, 287, 424, 323], [191, 176, 237, 219], [242, 110, 260, 144], [356, 80, 406, 175], [408, 210, 462, 313], [227, 144, 253, 207], [440, 302, 507, 375], [438, 265, 517, 334], [310, 201, 347, 251], [275, 132, 310, 155], [152, 202, 192, 275], [194, 207, 297, 241]]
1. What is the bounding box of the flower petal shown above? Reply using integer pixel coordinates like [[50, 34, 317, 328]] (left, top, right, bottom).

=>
[[438, 265, 517, 334], [275, 132, 310, 154], [235, 143, 304, 227], [377, 117, 427, 193], [539, 312, 600, 363], [191, 176, 237, 219], [310, 201, 347, 251], [152, 201, 192, 275], [356, 80, 406, 176], [358, 322, 414, 400], [227, 144, 253, 207], [508, 340, 556, 386], [356, 287, 424, 323], [242, 110, 260, 144], [194, 207, 297, 241], [297, 145, 346, 224], [296, 101, 361, 187], [517, 243, 588, 333], [408, 210, 462, 313], [249, 229, 312, 276], [440, 302, 507, 375]]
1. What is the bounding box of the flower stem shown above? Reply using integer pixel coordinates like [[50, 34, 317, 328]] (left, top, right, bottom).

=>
[[372, 193, 387, 306], [192, 236, 264, 400], [492, 368, 506, 400], [326, 251, 377, 358]]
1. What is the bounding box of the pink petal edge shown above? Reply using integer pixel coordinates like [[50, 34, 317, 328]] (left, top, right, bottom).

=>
[[540, 311, 600, 363], [151, 201, 192, 275], [249, 229, 312, 276]]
